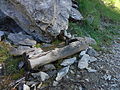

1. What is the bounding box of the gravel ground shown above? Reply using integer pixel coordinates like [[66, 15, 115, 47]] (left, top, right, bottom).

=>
[[0, 36, 120, 90], [45, 39, 120, 90]]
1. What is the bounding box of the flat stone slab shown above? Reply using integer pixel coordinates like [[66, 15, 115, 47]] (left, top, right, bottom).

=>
[[8, 32, 36, 46]]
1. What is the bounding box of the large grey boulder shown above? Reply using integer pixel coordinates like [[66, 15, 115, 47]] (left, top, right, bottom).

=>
[[0, 10, 6, 20], [0, 0, 82, 40]]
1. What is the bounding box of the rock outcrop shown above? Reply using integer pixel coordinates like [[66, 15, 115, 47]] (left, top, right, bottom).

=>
[[0, 10, 6, 20], [0, 0, 83, 42]]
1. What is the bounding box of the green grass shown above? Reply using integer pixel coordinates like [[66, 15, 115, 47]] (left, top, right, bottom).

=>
[[77, 0, 120, 23], [4, 56, 25, 80], [0, 42, 25, 80], [0, 42, 10, 62], [69, 0, 120, 48]]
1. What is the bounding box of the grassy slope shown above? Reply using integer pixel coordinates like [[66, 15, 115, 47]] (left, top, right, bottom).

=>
[[69, 0, 120, 47]]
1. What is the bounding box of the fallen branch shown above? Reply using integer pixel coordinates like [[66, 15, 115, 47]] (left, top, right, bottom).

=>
[[26, 41, 88, 69]]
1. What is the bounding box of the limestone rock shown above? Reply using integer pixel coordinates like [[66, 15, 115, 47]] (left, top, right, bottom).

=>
[[18, 61, 25, 69], [0, 10, 6, 20], [0, 0, 82, 38], [43, 64, 56, 71], [70, 7, 83, 20], [10, 46, 31, 56], [0, 63, 3, 76], [60, 57, 77, 66], [23, 84, 30, 90], [87, 67, 97, 73], [74, 37, 96, 45], [56, 66, 70, 81], [47, 70, 57, 78], [103, 74, 112, 81], [89, 56, 97, 63], [32, 71, 49, 81], [64, 30, 72, 38], [78, 54, 90, 69], [86, 48, 99, 57], [40, 72, 50, 81], [79, 50, 87, 57], [8, 33, 36, 46], [53, 81, 59, 86]]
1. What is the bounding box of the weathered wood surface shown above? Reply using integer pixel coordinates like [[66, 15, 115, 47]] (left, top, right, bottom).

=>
[[26, 41, 88, 69]]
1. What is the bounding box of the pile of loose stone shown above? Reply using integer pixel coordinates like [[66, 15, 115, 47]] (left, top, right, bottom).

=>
[[0, 27, 99, 90], [9, 47, 98, 90]]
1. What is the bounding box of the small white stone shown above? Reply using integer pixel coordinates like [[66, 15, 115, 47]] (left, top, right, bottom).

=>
[[32, 71, 49, 81], [43, 64, 56, 71], [86, 48, 99, 57], [89, 56, 97, 63], [70, 7, 83, 20], [0, 31, 4, 36], [0, 31, 4, 41], [78, 54, 90, 69], [79, 50, 87, 56], [87, 67, 97, 73], [77, 75, 81, 78], [85, 79, 89, 82], [56, 66, 70, 81], [60, 57, 76, 66], [53, 81, 59, 86], [64, 30, 72, 38], [0, 64, 2, 69], [70, 70, 75, 74], [37, 82, 42, 89], [79, 86, 82, 90], [23, 84, 30, 90], [40, 72, 49, 81], [103, 74, 112, 81]]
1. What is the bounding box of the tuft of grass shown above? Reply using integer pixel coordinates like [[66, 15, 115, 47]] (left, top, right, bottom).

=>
[[0, 41, 25, 80], [34, 43, 42, 48], [52, 40, 63, 45], [0, 42, 10, 63], [91, 44, 104, 51], [5, 56, 23, 74], [11, 69, 24, 80], [4, 56, 25, 80]]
